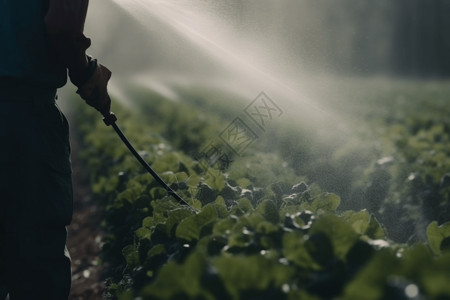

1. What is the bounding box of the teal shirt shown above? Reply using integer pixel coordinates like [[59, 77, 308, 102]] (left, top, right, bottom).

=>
[[0, 0, 67, 88]]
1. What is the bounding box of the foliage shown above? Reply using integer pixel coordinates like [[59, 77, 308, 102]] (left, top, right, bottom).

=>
[[71, 81, 450, 300], [315, 80, 450, 242]]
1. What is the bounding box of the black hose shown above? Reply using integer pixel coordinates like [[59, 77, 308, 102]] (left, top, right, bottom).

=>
[[104, 114, 197, 212]]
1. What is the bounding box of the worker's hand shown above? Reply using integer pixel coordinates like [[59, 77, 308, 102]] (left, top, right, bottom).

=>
[[74, 62, 112, 117]]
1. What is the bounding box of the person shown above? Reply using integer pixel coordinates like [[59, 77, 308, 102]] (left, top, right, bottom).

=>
[[0, 0, 111, 298]]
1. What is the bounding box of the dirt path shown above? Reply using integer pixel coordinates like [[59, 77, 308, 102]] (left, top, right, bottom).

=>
[[67, 117, 105, 300]]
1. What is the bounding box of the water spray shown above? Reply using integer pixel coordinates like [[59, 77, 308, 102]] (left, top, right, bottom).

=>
[[103, 112, 198, 213]]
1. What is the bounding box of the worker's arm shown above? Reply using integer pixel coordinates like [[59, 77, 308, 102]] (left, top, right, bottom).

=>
[[45, 0, 112, 117], [45, 0, 90, 72], [45, 0, 89, 33]]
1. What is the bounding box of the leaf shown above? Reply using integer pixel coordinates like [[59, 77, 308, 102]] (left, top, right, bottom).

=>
[[135, 227, 151, 240], [311, 193, 341, 213], [418, 249, 450, 297], [176, 204, 218, 242], [151, 160, 169, 173], [257, 199, 280, 224], [225, 213, 268, 249], [173, 172, 190, 183], [151, 198, 179, 215], [236, 213, 266, 230], [164, 208, 195, 236], [212, 255, 294, 299], [147, 244, 166, 258], [191, 198, 203, 210], [142, 216, 155, 228], [427, 221, 450, 254], [282, 231, 321, 270], [341, 249, 398, 300], [228, 230, 253, 248], [213, 217, 237, 236], [122, 245, 140, 267], [212, 201, 230, 218], [236, 198, 254, 213], [205, 169, 226, 192], [366, 214, 386, 240], [140, 251, 212, 299], [186, 174, 201, 187], [342, 210, 370, 235], [236, 177, 252, 188], [341, 210, 385, 240], [117, 186, 145, 203], [215, 195, 226, 207], [118, 290, 134, 300], [310, 215, 359, 260], [256, 221, 279, 235]]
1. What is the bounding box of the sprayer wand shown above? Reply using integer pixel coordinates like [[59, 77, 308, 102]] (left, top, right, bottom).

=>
[[103, 112, 198, 212]]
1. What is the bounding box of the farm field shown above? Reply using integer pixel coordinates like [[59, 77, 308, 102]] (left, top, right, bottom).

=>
[[69, 78, 450, 300]]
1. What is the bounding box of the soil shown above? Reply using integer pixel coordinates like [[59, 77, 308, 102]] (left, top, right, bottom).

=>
[[67, 122, 105, 300]]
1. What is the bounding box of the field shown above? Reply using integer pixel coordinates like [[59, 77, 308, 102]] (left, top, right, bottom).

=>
[[70, 78, 450, 300]]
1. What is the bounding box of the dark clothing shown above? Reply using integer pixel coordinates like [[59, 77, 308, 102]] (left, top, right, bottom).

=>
[[0, 0, 99, 297], [0, 0, 67, 88], [0, 80, 73, 299], [1, 0, 73, 298]]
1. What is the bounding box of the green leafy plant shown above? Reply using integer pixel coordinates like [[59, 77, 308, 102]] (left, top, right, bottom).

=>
[[71, 81, 450, 300]]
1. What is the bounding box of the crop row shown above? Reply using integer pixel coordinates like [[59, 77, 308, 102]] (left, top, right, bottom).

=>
[[71, 83, 450, 299]]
